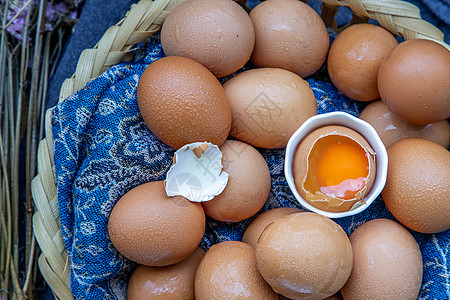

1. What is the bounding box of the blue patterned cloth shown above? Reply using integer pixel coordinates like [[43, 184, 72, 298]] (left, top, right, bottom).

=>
[[52, 33, 449, 299]]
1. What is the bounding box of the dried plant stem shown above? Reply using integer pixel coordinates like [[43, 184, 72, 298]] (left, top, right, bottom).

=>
[[1, 211, 10, 299], [12, 2, 32, 286], [0, 4, 8, 295], [0, 1, 7, 125], [2, 52, 12, 300], [38, 35, 51, 142], [0, 137, 23, 299], [26, 0, 47, 216], [0, 177, 7, 297], [22, 237, 36, 298]]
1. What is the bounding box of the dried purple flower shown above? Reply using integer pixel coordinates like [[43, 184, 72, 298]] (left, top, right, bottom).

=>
[[2, 0, 84, 42], [55, 2, 67, 14]]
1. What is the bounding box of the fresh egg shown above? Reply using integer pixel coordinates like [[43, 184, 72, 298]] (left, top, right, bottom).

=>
[[137, 56, 231, 149], [327, 23, 398, 101], [256, 212, 353, 300], [195, 241, 278, 299], [359, 100, 450, 148], [202, 140, 271, 223], [161, 0, 255, 78], [382, 138, 450, 233], [249, 0, 329, 78], [378, 39, 450, 125], [341, 219, 423, 300], [223, 67, 317, 148], [127, 247, 205, 300], [292, 125, 376, 212], [242, 207, 302, 248], [108, 181, 205, 266]]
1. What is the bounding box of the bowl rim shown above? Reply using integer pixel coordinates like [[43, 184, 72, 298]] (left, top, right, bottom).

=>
[[284, 111, 388, 218]]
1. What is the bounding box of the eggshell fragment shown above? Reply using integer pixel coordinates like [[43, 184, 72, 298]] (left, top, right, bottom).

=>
[[201, 140, 270, 222], [165, 142, 228, 202], [161, 0, 255, 78], [378, 39, 450, 125], [223, 68, 317, 148], [341, 219, 423, 300], [382, 138, 450, 233], [242, 207, 302, 248], [195, 241, 278, 299], [327, 23, 398, 101], [108, 181, 205, 266], [127, 247, 205, 300], [292, 125, 376, 212], [250, 0, 329, 78], [359, 100, 450, 148], [256, 213, 353, 299]]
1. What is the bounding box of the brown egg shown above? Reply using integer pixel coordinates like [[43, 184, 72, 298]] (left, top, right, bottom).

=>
[[242, 207, 302, 248], [359, 100, 450, 148], [250, 0, 329, 78], [382, 138, 450, 233], [127, 247, 206, 299], [161, 0, 255, 78], [378, 39, 450, 125], [202, 140, 271, 222], [341, 219, 423, 300], [195, 241, 278, 299], [137, 56, 232, 149], [256, 212, 353, 300], [327, 23, 398, 101], [108, 181, 205, 266], [292, 125, 376, 212], [223, 68, 317, 148]]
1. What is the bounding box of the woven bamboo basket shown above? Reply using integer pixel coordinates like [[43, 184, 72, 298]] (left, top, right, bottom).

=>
[[31, 0, 448, 299]]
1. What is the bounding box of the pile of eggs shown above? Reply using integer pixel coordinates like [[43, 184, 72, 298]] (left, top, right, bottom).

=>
[[107, 0, 450, 299]]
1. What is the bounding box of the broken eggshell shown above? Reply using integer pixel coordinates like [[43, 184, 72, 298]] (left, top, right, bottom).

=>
[[285, 112, 388, 218], [165, 142, 229, 202], [293, 125, 376, 213]]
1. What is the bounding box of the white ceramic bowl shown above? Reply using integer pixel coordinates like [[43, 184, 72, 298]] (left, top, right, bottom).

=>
[[284, 112, 388, 218]]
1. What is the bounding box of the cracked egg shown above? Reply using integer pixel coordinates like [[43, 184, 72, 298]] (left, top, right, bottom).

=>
[[293, 125, 376, 212], [285, 112, 388, 218], [165, 142, 229, 202]]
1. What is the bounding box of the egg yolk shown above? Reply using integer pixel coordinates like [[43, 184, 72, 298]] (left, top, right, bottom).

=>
[[307, 135, 369, 200]]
